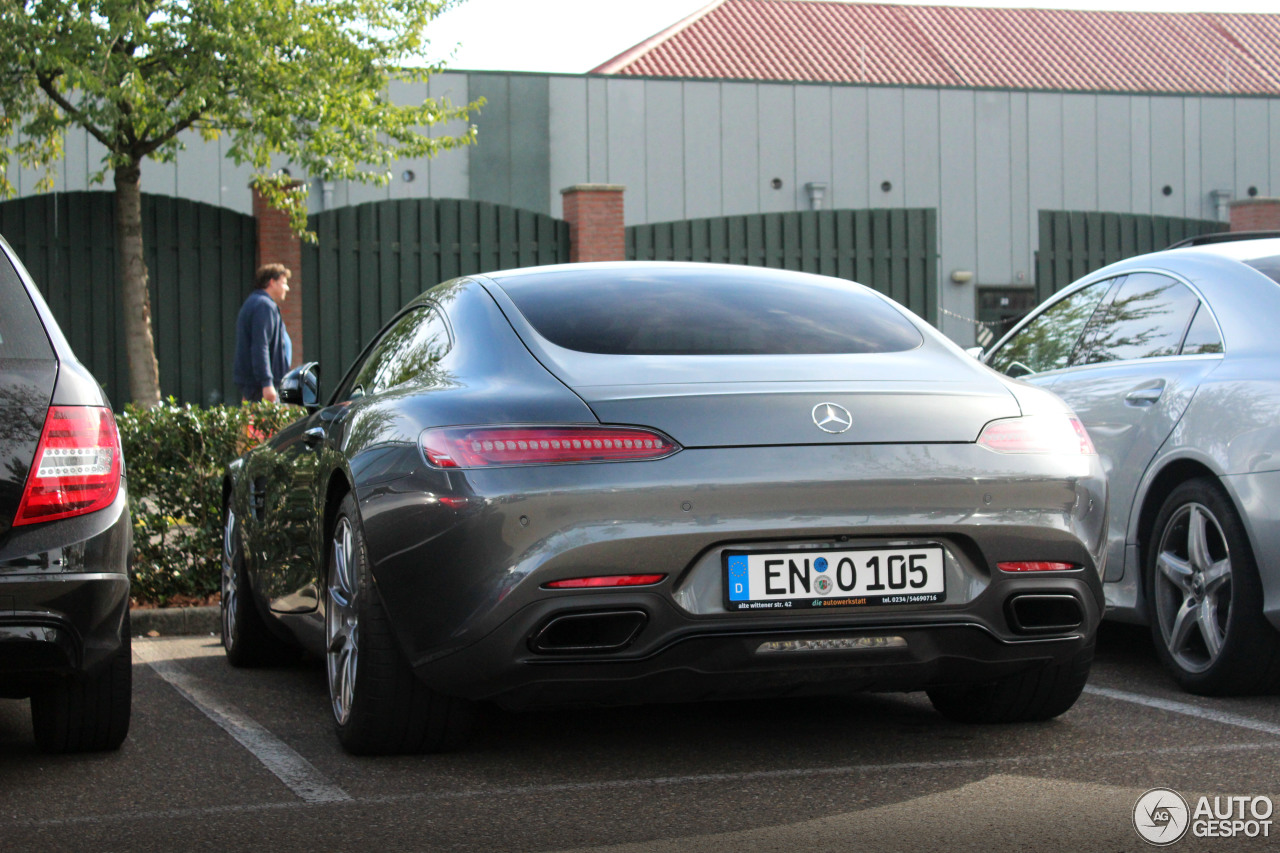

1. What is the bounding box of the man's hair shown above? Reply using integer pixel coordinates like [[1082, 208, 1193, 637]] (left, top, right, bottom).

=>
[[255, 263, 291, 290]]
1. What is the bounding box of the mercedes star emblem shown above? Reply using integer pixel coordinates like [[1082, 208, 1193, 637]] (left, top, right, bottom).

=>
[[812, 402, 853, 434]]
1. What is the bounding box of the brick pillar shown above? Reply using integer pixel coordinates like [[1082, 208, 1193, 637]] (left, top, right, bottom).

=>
[[252, 184, 304, 367], [1229, 198, 1280, 233], [560, 184, 626, 262]]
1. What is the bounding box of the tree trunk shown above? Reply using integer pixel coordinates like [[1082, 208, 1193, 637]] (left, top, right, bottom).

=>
[[114, 164, 161, 408]]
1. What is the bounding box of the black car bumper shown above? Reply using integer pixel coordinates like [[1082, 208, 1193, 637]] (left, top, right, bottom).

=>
[[415, 576, 1101, 709], [0, 499, 131, 695]]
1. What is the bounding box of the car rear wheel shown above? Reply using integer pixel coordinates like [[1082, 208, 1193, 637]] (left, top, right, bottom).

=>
[[926, 640, 1093, 724], [31, 612, 132, 753], [327, 494, 472, 755], [1146, 478, 1280, 695], [221, 506, 295, 667]]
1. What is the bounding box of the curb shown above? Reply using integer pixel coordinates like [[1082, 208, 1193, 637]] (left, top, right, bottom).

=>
[[132, 605, 220, 637]]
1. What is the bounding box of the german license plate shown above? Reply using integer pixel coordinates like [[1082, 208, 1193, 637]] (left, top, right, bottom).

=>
[[723, 546, 946, 611]]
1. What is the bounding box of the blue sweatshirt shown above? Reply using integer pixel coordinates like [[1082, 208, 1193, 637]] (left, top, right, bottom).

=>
[[233, 289, 292, 391]]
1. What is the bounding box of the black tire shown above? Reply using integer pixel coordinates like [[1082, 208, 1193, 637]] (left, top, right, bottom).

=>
[[31, 612, 132, 753], [221, 505, 296, 667], [327, 494, 472, 755], [926, 640, 1093, 724], [1146, 477, 1280, 695]]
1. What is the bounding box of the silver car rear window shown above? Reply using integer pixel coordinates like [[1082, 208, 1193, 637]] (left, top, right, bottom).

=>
[[1245, 255, 1280, 286], [497, 269, 924, 355]]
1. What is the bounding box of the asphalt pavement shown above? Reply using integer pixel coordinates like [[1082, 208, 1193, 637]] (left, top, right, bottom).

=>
[[4, 620, 1280, 852]]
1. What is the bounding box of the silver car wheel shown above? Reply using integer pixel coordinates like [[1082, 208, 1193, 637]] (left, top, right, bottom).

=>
[[221, 509, 239, 647], [327, 516, 360, 726], [1153, 501, 1233, 675]]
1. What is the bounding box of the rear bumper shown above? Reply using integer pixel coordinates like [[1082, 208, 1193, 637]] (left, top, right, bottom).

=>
[[0, 574, 130, 682], [0, 499, 131, 694], [415, 573, 1102, 708], [363, 442, 1106, 677]]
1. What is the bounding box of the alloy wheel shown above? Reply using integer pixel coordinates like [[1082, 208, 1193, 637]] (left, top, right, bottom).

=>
[[326, 517, 360, 726], [221, 509, 239, 647], [1152, 501, 1233, 675]]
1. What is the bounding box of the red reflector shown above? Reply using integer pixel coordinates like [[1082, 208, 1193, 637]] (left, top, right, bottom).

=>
[[544, 574, 667, 589], [14, 406, 122, 526], [997, 561, 1077, 573], [421, 426, 679, 468]]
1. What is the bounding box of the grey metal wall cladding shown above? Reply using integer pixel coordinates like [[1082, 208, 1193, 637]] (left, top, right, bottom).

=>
[[627, 208, 938, 324], [1035, 211, 1225, 300], [0, 191, 255, 407], [301, 198, 569, 397]]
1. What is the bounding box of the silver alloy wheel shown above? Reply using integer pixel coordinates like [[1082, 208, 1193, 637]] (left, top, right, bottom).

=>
[[1153, 501, 1233, 674], [327, 517, 360, 726], [221, 509, 239, 647]]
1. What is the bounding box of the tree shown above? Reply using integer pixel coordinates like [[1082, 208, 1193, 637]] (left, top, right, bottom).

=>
[[0, 0, 477, 407]]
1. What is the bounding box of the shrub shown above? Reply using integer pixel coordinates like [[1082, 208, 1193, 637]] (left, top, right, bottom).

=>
[[116, 399, 300, 606]]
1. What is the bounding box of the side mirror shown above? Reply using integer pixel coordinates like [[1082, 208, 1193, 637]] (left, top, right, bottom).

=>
[[279, 362, 320, 409], [964, 346, 985, 360]]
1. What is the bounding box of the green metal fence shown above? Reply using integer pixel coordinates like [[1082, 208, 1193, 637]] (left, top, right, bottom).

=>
[[302, 198, 569, 395], [627, 208, 939, 323], [1035, 211, 1226, 301], [0, 191, 256, 406]]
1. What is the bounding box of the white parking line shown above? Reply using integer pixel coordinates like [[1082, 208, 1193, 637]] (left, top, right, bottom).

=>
[[17, 739, 1280, 829], [1084, 684, 1280, 736], [132, 642, 351, 804]]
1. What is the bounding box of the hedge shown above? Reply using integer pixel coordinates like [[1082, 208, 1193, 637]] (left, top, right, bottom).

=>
[[116, 400, 300, 606]]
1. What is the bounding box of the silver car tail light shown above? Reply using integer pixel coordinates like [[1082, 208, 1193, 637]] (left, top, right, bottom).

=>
[[977, 414, 1096, 455]]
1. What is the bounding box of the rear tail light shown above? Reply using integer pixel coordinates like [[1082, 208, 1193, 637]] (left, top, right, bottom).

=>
[[421, 426, 679, 468], [14, 406, 122, 526], [543, 574, 667, 589], [977, 415, 1095, 455], [998, 561, 1078, 573]]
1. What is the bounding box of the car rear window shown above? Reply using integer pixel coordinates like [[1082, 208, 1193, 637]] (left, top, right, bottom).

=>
[[1245, 255, 1280, 286], [495, 268, 923, 355], [0, 249, 54, 360]]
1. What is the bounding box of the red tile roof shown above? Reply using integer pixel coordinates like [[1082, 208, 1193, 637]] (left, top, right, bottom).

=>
[[592, 0, 1280, 94]]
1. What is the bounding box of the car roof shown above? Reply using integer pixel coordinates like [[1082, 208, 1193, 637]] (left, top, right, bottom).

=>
[[1163, 235, 1280, 265]]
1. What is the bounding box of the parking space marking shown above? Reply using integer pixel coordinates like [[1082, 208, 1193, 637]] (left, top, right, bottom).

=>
[[133, 642, 351, 804], [1084, 685, 1280, 736], [15, 739, 1280, 829]]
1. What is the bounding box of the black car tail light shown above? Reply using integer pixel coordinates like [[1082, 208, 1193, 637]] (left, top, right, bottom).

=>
[[420, 426, 680, 468], [13, 406, 122, 526]]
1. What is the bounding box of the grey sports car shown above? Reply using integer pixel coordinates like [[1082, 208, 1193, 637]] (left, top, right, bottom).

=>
[[985, 234, 1280, 695], [223, 262, 1106, 754]]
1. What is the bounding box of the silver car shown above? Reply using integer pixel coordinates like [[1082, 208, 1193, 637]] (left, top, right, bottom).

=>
[[985, 234, 1280, 695], [223, 262, 1106, 754]]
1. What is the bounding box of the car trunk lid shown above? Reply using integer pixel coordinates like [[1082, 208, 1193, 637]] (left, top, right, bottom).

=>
[[554, 352, 1020, 448]]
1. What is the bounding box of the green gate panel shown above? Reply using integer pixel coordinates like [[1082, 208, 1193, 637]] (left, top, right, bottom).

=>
[[1035, 211, 1226, 300], [302, 198, 570, 399], [0, 192, 256, 407], [626, 208, 939, 324]]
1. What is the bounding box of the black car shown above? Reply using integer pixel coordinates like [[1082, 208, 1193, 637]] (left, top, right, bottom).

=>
[[224, 262, 1105, 755], [0, 234, 131, 752]]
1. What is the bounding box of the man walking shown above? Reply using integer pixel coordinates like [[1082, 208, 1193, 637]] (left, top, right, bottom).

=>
[[234, 264, 293, 403]]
